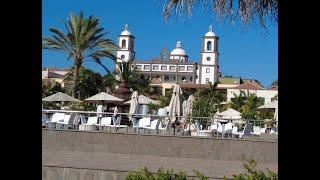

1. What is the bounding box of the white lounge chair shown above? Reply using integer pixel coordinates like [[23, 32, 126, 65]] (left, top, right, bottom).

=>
[[138, 117, 151, 128], [231, 126, 238, 138], [97, 117, 112, 130], [49, 113, 65, 129], [56, 114, 71, 129], [80, 116, 98, 131], [252, 126, 261, 136], [233, 123, 253, 138], [143, 119, 161, 134], [195, 121, 212, 137], [42, 113, 48, 127], [105, 116, 128, 132]]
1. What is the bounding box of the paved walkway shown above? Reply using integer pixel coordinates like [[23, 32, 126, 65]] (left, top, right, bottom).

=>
[[43, 150, 277, 179]]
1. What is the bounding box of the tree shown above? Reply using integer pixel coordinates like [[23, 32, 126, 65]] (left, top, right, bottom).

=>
[[64, 67, 104, 100], [114, 61, 151, 95], [230, 90, 248, 111], [42, 79, 65, 97], [271, 79, 278, 87], [162, 0, 278, 29], [43, 11, 118, 97]]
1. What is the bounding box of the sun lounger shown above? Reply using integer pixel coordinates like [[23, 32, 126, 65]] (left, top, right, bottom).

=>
[[105, 116, 128, 132], [48, 113, 65, 129], [96, 117, 112, 130], [251, 126, 261, 136], [80, 116, 98, 131], [143, 119, 161, 134]]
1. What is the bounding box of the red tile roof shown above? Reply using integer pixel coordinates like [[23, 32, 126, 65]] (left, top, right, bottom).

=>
[[232, 82, 262, 90]]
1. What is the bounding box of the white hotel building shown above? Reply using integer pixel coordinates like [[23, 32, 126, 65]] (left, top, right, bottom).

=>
[[116, 24, 220, 92]]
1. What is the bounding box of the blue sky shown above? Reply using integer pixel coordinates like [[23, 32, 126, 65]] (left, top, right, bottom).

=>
[[42, 0, 278, 87]]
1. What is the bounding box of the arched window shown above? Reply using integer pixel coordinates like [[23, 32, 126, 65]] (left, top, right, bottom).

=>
[[121, 39, 126, 48], [182, 77, 186, 82], [207, 41, 212, 51]]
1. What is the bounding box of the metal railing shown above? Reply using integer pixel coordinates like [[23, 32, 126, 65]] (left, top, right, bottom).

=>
[[42, 109, 278, 138]]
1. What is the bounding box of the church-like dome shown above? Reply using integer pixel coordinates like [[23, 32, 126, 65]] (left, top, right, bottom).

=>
[[170, 41, 186, 56], [120, 24, 132, 36], [204, 25, 216, 37]]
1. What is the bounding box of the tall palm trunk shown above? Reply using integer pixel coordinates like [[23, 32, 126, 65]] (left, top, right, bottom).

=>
[[72, 60, 82, 97]]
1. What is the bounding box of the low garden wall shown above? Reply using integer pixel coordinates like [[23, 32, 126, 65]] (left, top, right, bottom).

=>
[[42, 129, 277, 164]]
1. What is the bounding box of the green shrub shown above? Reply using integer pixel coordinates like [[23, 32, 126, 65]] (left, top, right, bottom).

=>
[[229, 160, 278, 180], [125, 167, 205, 180]]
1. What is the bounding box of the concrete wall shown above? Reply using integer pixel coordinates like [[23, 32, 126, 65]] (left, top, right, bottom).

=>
[[42, 129, 277, 164]]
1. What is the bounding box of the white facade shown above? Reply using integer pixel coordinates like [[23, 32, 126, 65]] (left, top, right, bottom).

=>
[[118, 24, 219, 86], [227, 89, 278, 105]]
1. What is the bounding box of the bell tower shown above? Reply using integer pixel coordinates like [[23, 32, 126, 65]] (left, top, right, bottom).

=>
[[116, 24, 135, 63], [199, 25, 219, 84]]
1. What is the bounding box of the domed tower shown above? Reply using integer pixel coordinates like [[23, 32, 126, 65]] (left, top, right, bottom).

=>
[[199, 25, 219, 84], [116, 24, 135, 63], [169, 41, 188, 62]]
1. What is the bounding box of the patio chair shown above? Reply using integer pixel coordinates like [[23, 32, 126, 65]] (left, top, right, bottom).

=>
[[42, 113, 48, 127], [48, 113, 65, 129], [195, 121, 212, 137], [71, 114, 81, 130], [143, 119, 161, 134], [224, 122, 233, 138], [251, 126, 261, 136], [97, 117, 112, 131], [233, 123, 253, 138], [208, 124, 218, 137], [232, 126, 238, 138], [139, 117, 151, 128], [80, 116, 99, 131], [56, 114, 71, 129], [261, 127, 266, 134], [106, 116, 128, 132]]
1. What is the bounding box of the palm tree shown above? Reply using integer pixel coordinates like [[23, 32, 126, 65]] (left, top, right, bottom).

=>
[[43, 11, 118, 97], [64, 67, 104, 100], [162, 0, 278, 29]]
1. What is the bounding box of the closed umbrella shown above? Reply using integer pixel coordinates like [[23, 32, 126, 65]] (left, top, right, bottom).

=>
[[181, 100, 188, 122], [128, 91, 139, 121], [113, 106, 118, 116], [168, 84, 182, 124]]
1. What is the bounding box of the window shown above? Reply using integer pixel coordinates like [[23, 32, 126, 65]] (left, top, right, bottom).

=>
[[169, 66, 176, 71], [136, 65, 142, 70], [121, 55, 125, 59], [206, 68, 210, 73], [121, 39, 126, 48], [207, 57, 211, 61], [190, 77, 193, 81], [164, 76, 169, 81], [179, 66, 185, 71], [152, 65, 159, 70], [161, 66, 167, 70], [182, 77, 186, 81], [206, 78, 210, 83], [207, 41, 212, 51], [140, 75, 145, 79], [187, 66, 193, 71], [144, 65, 150, 70]]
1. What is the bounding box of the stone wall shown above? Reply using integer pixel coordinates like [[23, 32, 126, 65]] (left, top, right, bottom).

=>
[[42, 129, 277, 164]]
